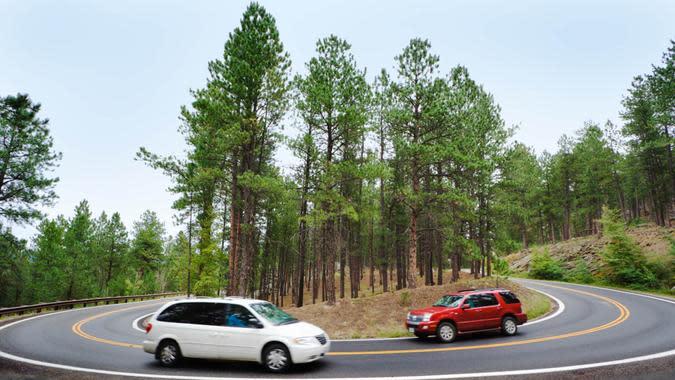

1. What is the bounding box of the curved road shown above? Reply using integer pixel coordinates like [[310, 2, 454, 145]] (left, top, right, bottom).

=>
[[1, 280, 674, 379]]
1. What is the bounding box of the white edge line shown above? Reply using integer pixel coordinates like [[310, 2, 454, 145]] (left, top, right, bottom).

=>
[[520, 279, 675, 306], [1, 284, 674, 379], [1, 331, 674, 380], [521, 287, 565, 326], [132, 313, 154, 333]]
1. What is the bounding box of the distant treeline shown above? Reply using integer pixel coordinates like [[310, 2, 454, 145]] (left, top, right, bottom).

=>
[[1, 3, 672, 307], [0, 203, 187, 306]]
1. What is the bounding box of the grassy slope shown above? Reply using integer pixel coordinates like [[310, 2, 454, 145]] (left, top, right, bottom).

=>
[[506, 223, 674, 274], [285, 276, 551, 339]]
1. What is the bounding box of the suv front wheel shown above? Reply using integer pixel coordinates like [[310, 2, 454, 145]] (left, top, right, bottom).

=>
[[436, 322, 457, 343]]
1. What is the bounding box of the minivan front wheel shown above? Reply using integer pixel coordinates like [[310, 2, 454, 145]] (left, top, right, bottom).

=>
[[263, 343, 291, 372], [502, 316, 518, 336], [157, 340, 181, 367]]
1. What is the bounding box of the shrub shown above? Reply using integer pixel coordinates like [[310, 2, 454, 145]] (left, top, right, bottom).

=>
[[398, 291, 411, 307], [529, 249, 564, 280], [599, 206, 658, 289], [565, 259, 595, 284]]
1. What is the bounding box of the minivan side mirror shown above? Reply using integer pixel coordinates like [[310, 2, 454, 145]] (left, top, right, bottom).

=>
[[461, 303, 471, 310], [248, 317, 264, 329]]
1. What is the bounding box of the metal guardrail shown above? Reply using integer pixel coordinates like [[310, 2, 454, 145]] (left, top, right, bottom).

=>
[[0, 292, 183, 318]]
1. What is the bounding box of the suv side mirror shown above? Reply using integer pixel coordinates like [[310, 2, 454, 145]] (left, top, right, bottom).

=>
[[248, 317, 264, 328], [461, 303, 471, 310]]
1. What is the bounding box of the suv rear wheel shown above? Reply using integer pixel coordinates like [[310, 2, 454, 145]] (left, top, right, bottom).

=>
[[502, 316, 518, 336], [436, 322, 457, 343]]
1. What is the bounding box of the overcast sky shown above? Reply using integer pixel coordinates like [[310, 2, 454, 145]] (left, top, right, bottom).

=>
[[1, 0, 673, 240]]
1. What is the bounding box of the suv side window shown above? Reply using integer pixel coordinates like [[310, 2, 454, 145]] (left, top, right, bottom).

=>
[[499, 292, 521, 304], [225, 304, 256, 328], [477, 293, 499, 307], [464, 295, 480, 308]]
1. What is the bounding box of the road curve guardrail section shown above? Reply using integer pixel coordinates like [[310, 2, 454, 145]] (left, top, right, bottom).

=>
[[0, 292, 182, 318]]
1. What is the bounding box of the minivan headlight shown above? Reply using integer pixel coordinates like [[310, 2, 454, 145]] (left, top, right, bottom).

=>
[[422, 313, 432, 322], [293, 336, 317, 345]]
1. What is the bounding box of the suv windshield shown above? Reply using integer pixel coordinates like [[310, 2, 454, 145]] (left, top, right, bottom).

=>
[[251, 302, 298, 325], [433, 295, 464, 307]]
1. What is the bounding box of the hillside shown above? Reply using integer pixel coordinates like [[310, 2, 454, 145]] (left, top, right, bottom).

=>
[[506, 223, 674, 274]]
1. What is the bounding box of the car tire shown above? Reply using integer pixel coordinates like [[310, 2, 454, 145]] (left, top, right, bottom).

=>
[[414, 332, 428, 339], [263, 343, 292, 373], [157, 340, 181, 367], [502, 316, 518, 336], [436, 322, 457, 343]]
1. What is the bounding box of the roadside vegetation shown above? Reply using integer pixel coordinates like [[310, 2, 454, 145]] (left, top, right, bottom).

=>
[[1, 2, 672, 308], [510, 208, 674, 294]]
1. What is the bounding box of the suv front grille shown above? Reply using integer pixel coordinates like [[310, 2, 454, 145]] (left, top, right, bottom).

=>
[[316, 334, 327, 345], [408, 314, 423, 324]]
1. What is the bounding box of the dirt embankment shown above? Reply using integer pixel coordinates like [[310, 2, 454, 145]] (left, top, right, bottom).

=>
[[506, 223, 674, 273]]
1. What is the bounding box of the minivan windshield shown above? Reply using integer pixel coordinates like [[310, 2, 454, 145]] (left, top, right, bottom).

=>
[[251, 302, 298, 325], [433, 295, 464, 307]]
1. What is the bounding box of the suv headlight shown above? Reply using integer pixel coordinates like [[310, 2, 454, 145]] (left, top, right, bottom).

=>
[[293, 336, 317, 345], [407, 312, 411, 320], [422, 313, 432, 322]]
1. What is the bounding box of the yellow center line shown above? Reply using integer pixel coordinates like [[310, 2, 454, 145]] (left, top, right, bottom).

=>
[[71, 283, 629, 356], [72, 304, 150, 349]]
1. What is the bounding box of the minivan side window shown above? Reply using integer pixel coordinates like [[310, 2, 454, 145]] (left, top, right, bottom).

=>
[[157, 303, 192, 323], [198, 303, 227, 326], [499, 292, 521, 304], [157, 302, 227, 326], [225, 304, 256, 328]]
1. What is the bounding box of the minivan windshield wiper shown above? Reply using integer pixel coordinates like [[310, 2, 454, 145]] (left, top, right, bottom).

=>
[[278, 318, 299, 325]]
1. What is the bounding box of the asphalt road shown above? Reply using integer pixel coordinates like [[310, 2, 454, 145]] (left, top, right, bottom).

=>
[[1, 280, 674, 379]]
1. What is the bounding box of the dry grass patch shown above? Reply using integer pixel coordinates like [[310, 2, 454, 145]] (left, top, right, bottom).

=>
[[286, 277, 551, 339]]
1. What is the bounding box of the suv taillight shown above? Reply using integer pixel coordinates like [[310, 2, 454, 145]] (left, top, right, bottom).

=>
[[145, 322, 152, 334]]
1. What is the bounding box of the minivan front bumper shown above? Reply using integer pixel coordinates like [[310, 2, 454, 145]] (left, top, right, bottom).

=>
[[289, 341, 331, 363]]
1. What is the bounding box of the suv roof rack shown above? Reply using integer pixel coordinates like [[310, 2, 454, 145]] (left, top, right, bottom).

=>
[[457, 287, 507, 293]]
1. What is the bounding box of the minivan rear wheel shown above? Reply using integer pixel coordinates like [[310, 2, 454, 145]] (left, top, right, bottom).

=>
[[263, 343, 291, 372], [502, 316, 518, 336], [157, 340, 181, 367], [436, 322, 457, 343]]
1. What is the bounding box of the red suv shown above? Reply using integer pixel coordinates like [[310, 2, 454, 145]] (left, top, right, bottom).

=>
[[406, 288, 527, 343]]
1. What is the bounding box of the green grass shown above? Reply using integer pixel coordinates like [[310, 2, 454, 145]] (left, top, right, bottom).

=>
[[522, 290, 553, 320]]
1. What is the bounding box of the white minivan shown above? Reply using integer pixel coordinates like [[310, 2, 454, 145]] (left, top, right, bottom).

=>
[[142, 298, 330, 372]]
